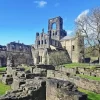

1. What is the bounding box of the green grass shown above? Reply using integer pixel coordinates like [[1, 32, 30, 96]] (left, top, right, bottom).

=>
[[63, 63, 95, 68], [0, 67, 6, 72], [78, 88, 100, 100], [77, 74, 100, 81], [0, 82, 11, 96]]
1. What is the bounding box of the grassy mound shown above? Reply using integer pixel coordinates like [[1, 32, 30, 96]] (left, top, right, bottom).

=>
[[0, 82, 11, 96]]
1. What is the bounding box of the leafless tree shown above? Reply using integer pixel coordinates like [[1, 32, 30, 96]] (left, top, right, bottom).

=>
[[75, 7, 100, 64]]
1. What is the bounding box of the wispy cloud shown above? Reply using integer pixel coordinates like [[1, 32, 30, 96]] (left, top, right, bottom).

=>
[[67, 30, 73, 35], [75, 9, 89, 22], [54, 3, 60, 7], [34, 1, 47, 8]]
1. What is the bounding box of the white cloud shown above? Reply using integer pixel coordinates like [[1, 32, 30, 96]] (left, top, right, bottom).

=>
[[67, 30, 73, 35], [75, 9, 89, 22], [54, 3, 60, 7], [34, 1, 47, 8]]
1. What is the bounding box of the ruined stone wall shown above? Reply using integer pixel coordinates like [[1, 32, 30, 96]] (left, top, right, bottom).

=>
[[57, 66, 100, 77], [0, 50, 33, 67], [0, 51, 7, 66], [48, 16, 66, 41], [0, 79, 46, 100], [7, 51, 33, 66], [47, 70, 100, 93], [69, 76, 100, 93], [46, 78, 87, 100], [32, 48, 48, 64], [35, 33, 50, 49], [60, 36, 84, 63]]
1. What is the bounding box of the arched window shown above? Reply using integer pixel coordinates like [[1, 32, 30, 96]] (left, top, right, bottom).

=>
[[72, 45, 75, 51], [42, 40, 43, 44], [45, 40, 47, 44], [55, 31, 57, 35], [38, 41, 40, 45], [53, 32, 54, 36], [52, 23, 56, 30]]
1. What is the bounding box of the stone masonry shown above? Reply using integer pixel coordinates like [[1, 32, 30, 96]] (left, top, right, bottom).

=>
[[0, 63, 87, 100], [32, 16, 84, 64]]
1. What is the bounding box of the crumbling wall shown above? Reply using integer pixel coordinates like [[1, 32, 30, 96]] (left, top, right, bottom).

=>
[[46, 78, 87, 100], [47, 70, 100, 93], [0, 79, 46, 100], [7, 52, 33, 66], [57, 66, 100, 77]]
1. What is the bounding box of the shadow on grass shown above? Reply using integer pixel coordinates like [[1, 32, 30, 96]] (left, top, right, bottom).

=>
[[87, 92, 100, 100]]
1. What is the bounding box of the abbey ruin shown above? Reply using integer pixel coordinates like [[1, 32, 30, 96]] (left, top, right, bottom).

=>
[[1, 16, 99, 100], [0, 16, 84, 67]]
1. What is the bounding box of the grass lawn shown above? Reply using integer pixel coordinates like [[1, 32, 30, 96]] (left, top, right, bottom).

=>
[[0, 67, 6, 72], [0, 82, 11, 96], [77, 74, 100, 81], [78, 88, 100, 100], [63, 63, 95, 68]]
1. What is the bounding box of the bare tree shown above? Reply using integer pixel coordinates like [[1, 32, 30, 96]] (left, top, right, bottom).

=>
[[75, 7, 100, 64]]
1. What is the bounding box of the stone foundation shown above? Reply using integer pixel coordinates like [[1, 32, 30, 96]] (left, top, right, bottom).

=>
[[46, 78, 87, 100], [47, 70, 100, 93]]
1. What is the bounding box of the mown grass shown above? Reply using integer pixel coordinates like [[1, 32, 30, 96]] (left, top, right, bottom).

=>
[[77, 74, 100, 81], [78, 88, 100, 100], [63, 63, 95, 68], [0, 82, 11, 96], [0, 67, 6, 72]]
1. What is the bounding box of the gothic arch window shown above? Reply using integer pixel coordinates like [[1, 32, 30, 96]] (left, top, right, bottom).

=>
[[52, 23, 56, 30], [72, 45, 75, 51], [55, 31, 57, 35], [38, 41, 40, 45], [12, 45, 15, 50], [53, 32, 54, 36], [45, 40, 47, 44], [42, 40, 43, 44]]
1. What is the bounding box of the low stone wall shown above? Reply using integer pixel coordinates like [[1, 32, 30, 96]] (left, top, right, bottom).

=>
[[11, 77, 26, 90], [46, 78, 87, 100], [0, 78, 46, 100], [2, 74, 13, 85], [56, 67, 76, 75], [69, 76, 100, 93], [47, 70, 100, 93], [57, 66, 100, 77]]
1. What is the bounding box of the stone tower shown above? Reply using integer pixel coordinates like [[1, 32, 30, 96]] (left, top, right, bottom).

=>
[[48, 16, 67, 41]]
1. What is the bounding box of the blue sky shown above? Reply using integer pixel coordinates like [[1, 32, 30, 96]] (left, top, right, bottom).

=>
[[0, 0, 100, 45]]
